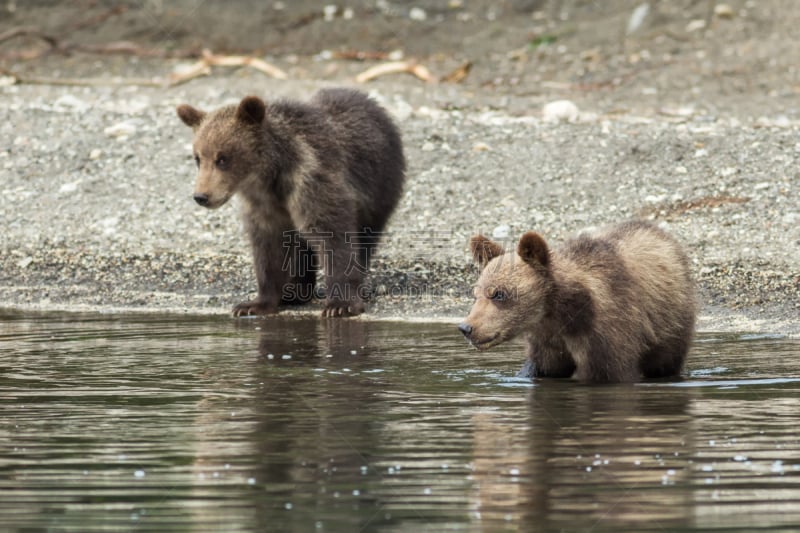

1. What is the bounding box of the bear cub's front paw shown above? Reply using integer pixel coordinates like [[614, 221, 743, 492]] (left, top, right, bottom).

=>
[[232, 300, 279, 317]]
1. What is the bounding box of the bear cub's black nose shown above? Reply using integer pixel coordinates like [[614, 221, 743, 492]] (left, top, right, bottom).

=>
[[458, 323, 473, 337], [193, 193, 209, 206]]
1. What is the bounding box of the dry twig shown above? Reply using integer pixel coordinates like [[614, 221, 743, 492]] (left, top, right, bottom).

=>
[[168, 48, 288, 86], [0, 66, 162, 87], [0, 26, 58, 47], [355, 61, 434, 84], [441, 61, 472, 83]]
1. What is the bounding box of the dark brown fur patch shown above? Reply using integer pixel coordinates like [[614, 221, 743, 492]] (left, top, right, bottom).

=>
[[177, 89, 406, 318], [236, 96, 266, 124], [517, 231, 550, 268]]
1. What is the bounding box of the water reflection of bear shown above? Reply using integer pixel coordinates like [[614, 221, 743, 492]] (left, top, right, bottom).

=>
[[470, 383, 697, 530], [256, 317, 370, 360], [252, 319, 383, 529]]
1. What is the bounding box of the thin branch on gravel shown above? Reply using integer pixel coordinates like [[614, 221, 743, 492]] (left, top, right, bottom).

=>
[[638, 196, 750, 220], [168, 48, 288, 86], [0, 26, 59, 48], [0, 45, 289, 88], [0, 13, 208, 62], [441, 61, 472, 83], [0, 67, 163, 87], [355, 61, 434, 83]]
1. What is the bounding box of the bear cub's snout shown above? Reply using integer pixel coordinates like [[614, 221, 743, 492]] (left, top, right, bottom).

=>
[[193, 193, 209, 207]]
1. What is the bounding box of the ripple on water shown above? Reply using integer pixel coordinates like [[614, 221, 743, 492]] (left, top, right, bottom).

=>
[[1, 314, 799, 531]]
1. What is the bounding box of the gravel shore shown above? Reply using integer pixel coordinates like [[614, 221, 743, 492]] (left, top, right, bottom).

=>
[[1, 1, 798, 334]]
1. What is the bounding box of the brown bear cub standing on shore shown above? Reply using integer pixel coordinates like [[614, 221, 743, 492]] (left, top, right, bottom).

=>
[[177, 89, 405, 317], [458, 220, 696, 382]]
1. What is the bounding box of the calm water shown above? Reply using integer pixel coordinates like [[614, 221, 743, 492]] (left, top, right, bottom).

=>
[[1, 311, 799, 532]]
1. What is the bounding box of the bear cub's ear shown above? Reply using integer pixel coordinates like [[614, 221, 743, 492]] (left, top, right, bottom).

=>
[[176, 104, 206, 129], [517, 231, 550, 268], [237, 96, 266, 125], [470, 235, 505, 269]]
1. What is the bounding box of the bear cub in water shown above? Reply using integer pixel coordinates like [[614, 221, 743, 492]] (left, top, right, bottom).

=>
[[177, 89, 405, 317], [459, 220, 696, 382]]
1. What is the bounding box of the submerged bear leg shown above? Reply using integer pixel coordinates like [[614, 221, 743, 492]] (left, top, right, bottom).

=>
[[639, 334, 692, 379], [523, 336, 576, 378]]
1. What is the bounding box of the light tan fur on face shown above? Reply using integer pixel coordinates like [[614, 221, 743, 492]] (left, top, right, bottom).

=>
[[465, 249, 552, 350], [190, 110, 244, 208], [177, 100, 270, 210]]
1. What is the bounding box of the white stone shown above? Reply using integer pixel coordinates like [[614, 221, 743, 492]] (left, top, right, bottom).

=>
[[492, 225, 510, 239], [715, 4, 735, 18], [59, 181, 80, 194], [409, 7, 427, 21], [686, 19, 706, 32], [626, 3, 650, 35], [542, 100, 579, 123], [104, 121, 137, 138], [54, 94, 90, 113], [323, 5, 337, 21]]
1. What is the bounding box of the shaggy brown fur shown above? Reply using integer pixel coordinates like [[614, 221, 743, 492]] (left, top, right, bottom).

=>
[[459, 220, 696, 383], [177, 89, 405, 317]]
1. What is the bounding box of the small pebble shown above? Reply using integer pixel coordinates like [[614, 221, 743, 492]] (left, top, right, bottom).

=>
[[714, 3, 735, 18], [492, 225, 510, 239], [323, 5, 337, 21], [103, 121, 137, 138], [409, 7, 427, 21], [542, 100, 579, 123]]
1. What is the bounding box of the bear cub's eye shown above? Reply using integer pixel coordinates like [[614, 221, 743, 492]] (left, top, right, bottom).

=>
[[193, 154, 200, 167], [215, 155, 230, 169], [491, 289, 508, 302]]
